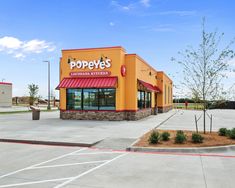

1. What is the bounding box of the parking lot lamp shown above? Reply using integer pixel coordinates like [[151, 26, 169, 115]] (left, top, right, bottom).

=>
[[43, 60, 51, 110]]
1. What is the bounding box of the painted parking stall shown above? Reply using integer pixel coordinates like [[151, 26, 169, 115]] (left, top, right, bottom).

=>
[[0, 147, 127, 188]]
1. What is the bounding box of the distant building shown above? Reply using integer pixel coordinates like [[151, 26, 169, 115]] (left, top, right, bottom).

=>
[[0, 82, 12, 107]]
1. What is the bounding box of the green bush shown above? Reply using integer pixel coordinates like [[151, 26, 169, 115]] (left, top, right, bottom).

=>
[[226, 129, 231, 137], [228, 128, 235, 139], [218, 128, 228, 136], [148, 131, 161, 144], [175, 130, 187, 144], [192, 133, 204, 143], [162, 132, 170, 141]]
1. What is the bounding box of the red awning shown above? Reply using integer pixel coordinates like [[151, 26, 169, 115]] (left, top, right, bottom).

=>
[[138, 80, 161, 93], [56, 77, 117, 89]]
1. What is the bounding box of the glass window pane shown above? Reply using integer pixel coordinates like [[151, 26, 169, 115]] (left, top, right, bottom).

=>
[[146, 92, 151, 108], [83, 89, 99, 110], [138, 91, 145, 109], [138, 91, 141, 109], [66, 89, 82, 110], [141, 91, 145, 108], [99, 89, 115, 110]]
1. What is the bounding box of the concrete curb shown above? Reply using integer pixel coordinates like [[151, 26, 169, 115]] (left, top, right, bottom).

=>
[[0, 138, 102, 147], [127, 144, 235, 153], [154, 110, 178, 129], [126, 110, 178, 151]]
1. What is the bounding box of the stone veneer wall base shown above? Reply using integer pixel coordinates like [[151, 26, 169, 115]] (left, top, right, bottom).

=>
[[60, 108, 153, 121], [158, 105, 173, 113]]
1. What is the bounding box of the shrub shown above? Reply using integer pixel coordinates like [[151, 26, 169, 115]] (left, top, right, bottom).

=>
[[175, 130, 187, 144], [228, 128, 235, 139], [226, 129, 231, 137], [162, 132, 170, 141], [192, 133, 204, 143], [218, 128, 228, 136], [148, 131, 161, 144]]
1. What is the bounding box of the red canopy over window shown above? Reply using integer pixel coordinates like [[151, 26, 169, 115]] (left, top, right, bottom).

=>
[[56, 77, 118, 89], [138, 80, 161, 93]]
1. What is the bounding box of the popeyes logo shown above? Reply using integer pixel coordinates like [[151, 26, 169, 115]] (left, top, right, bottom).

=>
[[69, 59, 111, 70]]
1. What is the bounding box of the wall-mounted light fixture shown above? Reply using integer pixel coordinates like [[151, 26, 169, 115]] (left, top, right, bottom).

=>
[[67, 56, 76, 64], [141, 68, 155, 77], [155, 75, 163, 82], [100, 54, 108, 62]]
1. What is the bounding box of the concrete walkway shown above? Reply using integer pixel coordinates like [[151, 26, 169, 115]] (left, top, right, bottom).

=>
[[0, 106, 58, 112], [158, 109, 235, 132], [0, 110, 176, 149]]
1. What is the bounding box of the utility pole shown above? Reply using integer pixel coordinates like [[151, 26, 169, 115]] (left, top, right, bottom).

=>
[[43, 61, 51, 110]]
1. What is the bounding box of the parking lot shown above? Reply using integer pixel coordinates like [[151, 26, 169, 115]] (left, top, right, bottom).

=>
[[0, 109, 235, 187], [0, 142, 235, 188]]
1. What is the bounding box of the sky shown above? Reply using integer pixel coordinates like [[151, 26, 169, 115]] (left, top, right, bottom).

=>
[[0, 0, 234, 99]]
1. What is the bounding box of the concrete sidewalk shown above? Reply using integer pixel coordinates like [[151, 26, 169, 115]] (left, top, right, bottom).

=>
[[0, 110, 176, 148], [0, 106, 58, 112], [158, 109, 235, 132]]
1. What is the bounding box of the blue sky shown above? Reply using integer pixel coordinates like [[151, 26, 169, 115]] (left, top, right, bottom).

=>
[[0, 0, 234, 98]]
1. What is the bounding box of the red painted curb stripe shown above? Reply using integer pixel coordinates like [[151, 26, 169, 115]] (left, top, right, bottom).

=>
[[91, 147, 235, 159], [2, 141, 235, 159]]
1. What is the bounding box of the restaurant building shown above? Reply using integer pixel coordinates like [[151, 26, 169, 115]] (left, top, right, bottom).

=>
[[57, 46, 173, 120], [0, 82, 12, 107]]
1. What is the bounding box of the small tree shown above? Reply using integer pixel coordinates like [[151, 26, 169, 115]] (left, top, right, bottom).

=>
[[28, 83, 39, 105], [192, 90, 201, 109], [172, 18, 235, 133]]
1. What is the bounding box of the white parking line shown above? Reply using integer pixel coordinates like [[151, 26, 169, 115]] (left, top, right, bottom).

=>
[[0, 148, 87, 180], [0, 148, 127, 188], [0, 177, 71, 188], [54, 153, 128, 188], [32, 160, 109, 169]]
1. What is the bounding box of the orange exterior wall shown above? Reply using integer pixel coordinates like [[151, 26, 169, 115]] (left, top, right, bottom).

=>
[[157, 71, 173, 108], [59, 46, 173, 112], [124, 55, 137, 110]]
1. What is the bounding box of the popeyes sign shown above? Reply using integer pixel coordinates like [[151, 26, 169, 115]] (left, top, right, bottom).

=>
[[69, 59, 111, 70]]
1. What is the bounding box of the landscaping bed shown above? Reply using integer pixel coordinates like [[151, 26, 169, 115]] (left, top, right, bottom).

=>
[[135, 129, 235, 148]]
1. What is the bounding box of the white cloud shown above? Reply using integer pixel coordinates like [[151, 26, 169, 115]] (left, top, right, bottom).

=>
[[109, 22, 115, 26], [111, 0, 150, 11], [141, 24, 174, 32], [140, 0, 150, 7], [0, 36, 56, 59], [159, 10, 197, 16], [111, 1, 133, 11], [0, 36, 22, 50], [23, 40, 51, 53], [14, 53, 25, 59]]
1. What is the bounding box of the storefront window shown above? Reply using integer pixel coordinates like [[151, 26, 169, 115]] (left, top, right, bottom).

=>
[[138, 91, 151, 109], [146, 92, 151, 108], [99, 89, 115, 110], [66, 88, 115, 111], [83, 89, 99, 110], [138, 91, 145, 109], [66, 89, 82, 110]]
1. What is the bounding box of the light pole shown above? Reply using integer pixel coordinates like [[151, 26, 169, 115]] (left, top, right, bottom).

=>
[[43, 61, 51, 110]]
